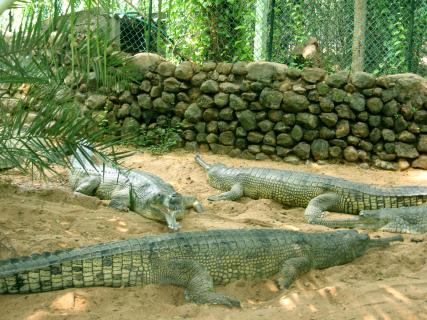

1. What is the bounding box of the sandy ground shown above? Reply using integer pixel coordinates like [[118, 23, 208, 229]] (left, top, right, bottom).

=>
[[0, 150, 426, 320]]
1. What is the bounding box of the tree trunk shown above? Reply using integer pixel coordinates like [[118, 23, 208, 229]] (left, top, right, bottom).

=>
[[351, 0, 367, 72]]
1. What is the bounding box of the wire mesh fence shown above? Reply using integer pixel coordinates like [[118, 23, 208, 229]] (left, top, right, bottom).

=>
[[114, 0, 426, 76]]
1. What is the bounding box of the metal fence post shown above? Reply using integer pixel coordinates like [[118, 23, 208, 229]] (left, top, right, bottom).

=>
[[407, 0, 416, 73], [147, 0, 153, 52], [267, 0, 276, 61]]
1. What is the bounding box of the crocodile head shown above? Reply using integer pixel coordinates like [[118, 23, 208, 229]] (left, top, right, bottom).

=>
[[358, 209, 390, 229], [141, 192, 185, 231]]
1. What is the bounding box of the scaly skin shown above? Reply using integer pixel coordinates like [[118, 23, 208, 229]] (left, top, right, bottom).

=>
[[195, 155, 427, 233], [69, 151, 203, 230], [0, 229, 402, 306]]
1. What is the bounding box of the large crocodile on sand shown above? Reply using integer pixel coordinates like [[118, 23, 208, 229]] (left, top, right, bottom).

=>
[[69, 148, 203, 230], [195, 155, 427, 233], [0, 229, 402, 306]]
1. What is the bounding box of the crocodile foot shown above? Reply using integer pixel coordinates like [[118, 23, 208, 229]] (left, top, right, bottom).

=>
[[185, 290, 242, 308]]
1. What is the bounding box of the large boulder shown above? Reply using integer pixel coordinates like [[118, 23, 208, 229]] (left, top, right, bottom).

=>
[[129, 53, 164, 79], [246, 61, 287, 82]]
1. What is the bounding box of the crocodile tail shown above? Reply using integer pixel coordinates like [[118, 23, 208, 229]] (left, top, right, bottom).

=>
[[368, 235, 403, 248], [195, 154, 211, 170]]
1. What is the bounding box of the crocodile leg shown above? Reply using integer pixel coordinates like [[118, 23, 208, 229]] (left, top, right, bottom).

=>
[[304, 193, 363, 228], [73, 175, 101, 195], [183, 195, 204, 213], [159, 259, 241, 307], [109, 186, 131, 211], [207, 183, 244, 201], [275, 257, 312, 289]]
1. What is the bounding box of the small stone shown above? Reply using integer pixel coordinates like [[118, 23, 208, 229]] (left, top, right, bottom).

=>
[[343, 146, 358, 162], [192, 72, 207, 86], [336, 119, 350, 138], [311, 139, 329, 160], [319, 113, 338, 127], [325, 71, 349, 88], [373, 159, 398, 171], [231, 61, 248, 75], [229, 94, 247, 110], [261, 144, 276, 155], [319, 97, 335, 112], [398, 159, 410, 171], [258, 119, 274, 133], [219, 108, 234, 121], [395, 142, 419, 159], [184, 104, 203, 123], [200, 80, 219, 94], [277, 133, 294, 147], [163, 77, 182, 93], [260, 88, 283, 109], [157, 61, 176, 77], [382, 99, 399, 117], [248, 144, 261, 154], [351, 72, 376, 88], [335, 104, 355, 120], [237, 110, 257, 131], [282, 92, 310, 112], [247, 131, 264, 143], [290, 125, 304, 141], [351, 122, 369, 138], [175, 61, 193, 80], [296, 113, 319, 129], [283, 155, 301, 164], [412, 155, 427, 169], [349, 93, 365, 112], [203, 108, 219, 122], [219, 131, 235, 146], [301, 68, 326, 83], [293, 142, 311, 159]]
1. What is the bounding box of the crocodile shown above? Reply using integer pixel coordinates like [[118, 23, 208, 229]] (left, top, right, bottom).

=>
[[195, 155, 427, 232], [0, 229, 402, 306], [69, 148, 203, 230]]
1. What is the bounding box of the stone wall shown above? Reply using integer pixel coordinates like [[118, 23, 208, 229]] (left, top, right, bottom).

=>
[[81, 53, 427, 170]]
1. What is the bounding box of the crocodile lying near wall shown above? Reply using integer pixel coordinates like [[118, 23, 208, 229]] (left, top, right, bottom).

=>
[[195, 155, 427, 233], [0, 229, 402, 306], [69, 148, 203, 230]]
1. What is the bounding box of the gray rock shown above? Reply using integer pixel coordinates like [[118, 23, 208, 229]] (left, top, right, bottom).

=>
[[258, 119, 274, 132], [336, 119, 350, 138], [319, 97, 335, 112], [152, 98, 170, 113], [283, 155, 301, 164], [248, 144, 261, 154], [219, 82, 240, 93], [352, 122, 369, 138], [349, 93, 365, 112], [319, 113, 338, 127], [129, 53, 163, 79], [414, 110, 427, 124], [216, 62, 233, 75], [311, 139, 329, 160], [293, 142, 311, 159], [175, 61, 193, 80], [260, 88, 283, 109], [261, 145, 276, 155], [231, 61, 248, 75], [121, 117, 140, 136], [85, 94, 107, 110], [282, 92, 310, 112], [286, 68, 301, 79], [296, 113, 319, 129], [263, 131, 276, 146], [219, 108, 234, 121], [268, 110, 284, 122], [412, 155, 427, 169], [395, 142, 419, 158], [335, 104, 355, 120], [381, 129, 396, 142], [301, 68, 326, 83], [219, 131, 235, 146], [329, 146, 342, 158], [197, 95, 214, 109], [373, 159, 398, 171], [325, 71, 349, 88], [255, 152, 270, 160], [397, 130, 416, 143], [157, 61, 176, 77], [247, 61, 277, 82], [206, 133, 219, 144], [351, 72, 376, 88], [129, 103, 142, 119], [242, 92, 258, 101], [274, 121, 291, 133], [277, 133, 294, 147], [247, 131, 264, 143], [237, 110, 257, 131], [140, 80, 152, 93], [316, 83, 330, 95], [290, 125, 304, 141], [343, 146, 358, 162], [184, 104, 203, 122], [202, 61, 217, 72], [417, 134, 427, 152], [200, 80, 219, 94], [163, 77, 181, 93], [229, 94, 247, 110], [319, 127, 335, 139], [192, 72, 207, 86], [116, 104, 130, 119], [382, 99, 399, 116], [330, 88, 346, 103]]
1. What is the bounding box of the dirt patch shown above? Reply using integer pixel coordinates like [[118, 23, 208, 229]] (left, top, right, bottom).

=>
[[0, 151, 426, 320]]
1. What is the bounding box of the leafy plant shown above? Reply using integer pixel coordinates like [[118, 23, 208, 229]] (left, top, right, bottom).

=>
[[136, 126, 181, 155]]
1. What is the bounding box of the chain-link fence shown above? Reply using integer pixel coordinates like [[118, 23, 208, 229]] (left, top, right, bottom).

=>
[[115, 0, 426, 76]]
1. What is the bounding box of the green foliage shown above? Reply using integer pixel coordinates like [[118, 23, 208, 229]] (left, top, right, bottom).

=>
[[136, 126, 181, 155], [164, 0, 256, 62]]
